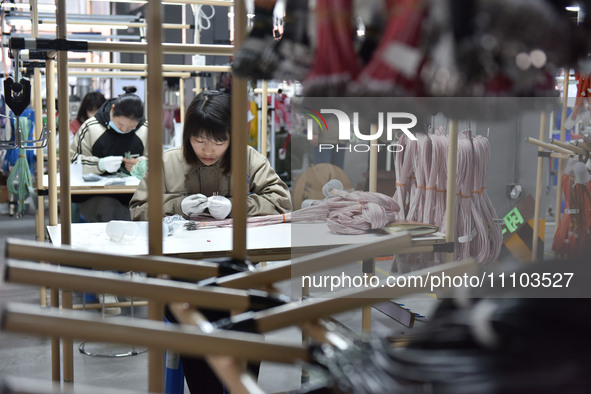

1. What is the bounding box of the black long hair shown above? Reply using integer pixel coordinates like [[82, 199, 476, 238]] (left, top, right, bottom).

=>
[[112, 86, 144, 122], [76, 91, 106, 124], [182, 90, 232, 173]]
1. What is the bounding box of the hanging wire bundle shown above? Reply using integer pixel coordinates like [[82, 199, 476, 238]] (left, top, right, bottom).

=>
[[454, 132, 476, 260], [231, 0, 278, 80], [392, 133, 417, 221], [405, 132, 431, 223], [450, 131, 502, 264], [471, 135, 502, 264], [552, 172, 574, 257], [6, 116, 36, 217], [269, 0, 314, 82], [564, 71, 591, 129], [426, 128, 448, 229], [552, 162, 591, 259], [303, 0, 361, 96], [392, 127, 500, 265], [229, 0, 590, 100], [420, 0, 575, 97], [349, 0, 426, 96]]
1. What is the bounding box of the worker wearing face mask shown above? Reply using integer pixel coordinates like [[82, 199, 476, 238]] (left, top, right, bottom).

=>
[[69, 86, 149, 223], [70, 86, 148, 176]]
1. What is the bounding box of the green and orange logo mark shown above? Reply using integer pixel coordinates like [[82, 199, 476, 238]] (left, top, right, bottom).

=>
[[304, 107, 328, 132]]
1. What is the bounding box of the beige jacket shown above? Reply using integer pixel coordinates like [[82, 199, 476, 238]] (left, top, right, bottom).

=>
[[129, 145, 292, 220]]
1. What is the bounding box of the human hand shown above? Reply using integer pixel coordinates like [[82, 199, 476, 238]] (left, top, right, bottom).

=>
[[181, 193, 208, 217], [98, 156, 123, 173], [207, 195, 232, 220], [122, 157, 139, 172]]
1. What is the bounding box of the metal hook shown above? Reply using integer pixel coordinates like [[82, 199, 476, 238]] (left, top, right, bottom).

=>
[[0, 48, 48, 150], [0, 125, 49, 150]]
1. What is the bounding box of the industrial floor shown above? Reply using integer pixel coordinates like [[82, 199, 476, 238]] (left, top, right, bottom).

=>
[[0, 210, 556, 393]]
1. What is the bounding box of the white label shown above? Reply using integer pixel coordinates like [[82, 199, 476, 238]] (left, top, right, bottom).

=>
[[458, 228, 477, 243], [382, 43, 422, 78]]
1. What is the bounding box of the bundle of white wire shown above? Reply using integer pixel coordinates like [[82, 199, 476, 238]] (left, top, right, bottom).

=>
[[393, 127, 501, 265]]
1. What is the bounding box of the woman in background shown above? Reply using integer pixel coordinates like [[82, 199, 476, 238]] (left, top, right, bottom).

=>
[[69, 91, 106, 137], [70, 86, 148, 222], [71, 86, 148, 177]]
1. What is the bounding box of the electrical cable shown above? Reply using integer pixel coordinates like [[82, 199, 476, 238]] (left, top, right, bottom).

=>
[[191, 4, 215, 31]]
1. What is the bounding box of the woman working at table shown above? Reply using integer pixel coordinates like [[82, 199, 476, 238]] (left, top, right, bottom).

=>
[[129, 90, 291, 393], [70, 86, 148, 177], [129, 89, 291, 221], [70, 86, 148, 222]]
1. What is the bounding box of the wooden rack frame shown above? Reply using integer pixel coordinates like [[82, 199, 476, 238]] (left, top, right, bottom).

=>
[[19, 0, 469, 390], [22, 0, 237, 390], [2, 258, 474, 393]]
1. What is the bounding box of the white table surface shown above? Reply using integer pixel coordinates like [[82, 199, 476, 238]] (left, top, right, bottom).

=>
[[46, 221, 445, 260], [42, 163, 140, 193]]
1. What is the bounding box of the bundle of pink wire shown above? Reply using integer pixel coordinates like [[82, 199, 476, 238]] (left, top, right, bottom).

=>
[[349, 0, 426, 96], [392, 127, 501, 267], [188, 187, 400, 236], [303, 0, 361, 96], [187, 213, 293, 229], [294, 188, 401, 235]]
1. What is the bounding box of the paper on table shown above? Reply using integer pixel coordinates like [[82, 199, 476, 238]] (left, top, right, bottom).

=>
[[384, 221, 439, 236]]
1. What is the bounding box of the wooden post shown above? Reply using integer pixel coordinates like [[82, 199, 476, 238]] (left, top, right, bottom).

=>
[[555, 69, 570, 225], [362, 123, 379, 337], [194, 24, 201, 93], [46, 60, 58, 228], [30, 0, 46, 308], [56, 0, 73, 385], [179, 77, 185, 123], [445, 119, 459, 260], [146, 0, 165, 391], [261, 80, 268, 156], [44, 54, 61, 386], [368, 124, 378, 192], [231, 0, 248, 262], [532, 112, 546, 262]]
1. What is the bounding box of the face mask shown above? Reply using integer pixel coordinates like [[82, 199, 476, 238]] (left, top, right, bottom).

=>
[[109, 120, 127, 134]]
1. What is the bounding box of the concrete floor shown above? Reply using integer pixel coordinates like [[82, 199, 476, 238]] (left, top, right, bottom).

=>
[[0, 211, 444, 393]]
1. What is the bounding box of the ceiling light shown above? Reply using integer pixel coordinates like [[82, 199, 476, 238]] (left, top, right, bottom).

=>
[[0, 3, 56, 12], [7, 19, 129, 31]]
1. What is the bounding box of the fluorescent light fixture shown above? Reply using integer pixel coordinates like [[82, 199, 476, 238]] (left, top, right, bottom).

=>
[[89, 0, 234, 5], [566, 6, 580, 11], [7, 19, 130, 31], [0, 3, 56, 12]]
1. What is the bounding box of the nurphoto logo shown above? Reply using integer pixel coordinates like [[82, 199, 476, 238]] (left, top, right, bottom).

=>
[[304, 107, 417, 153]]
